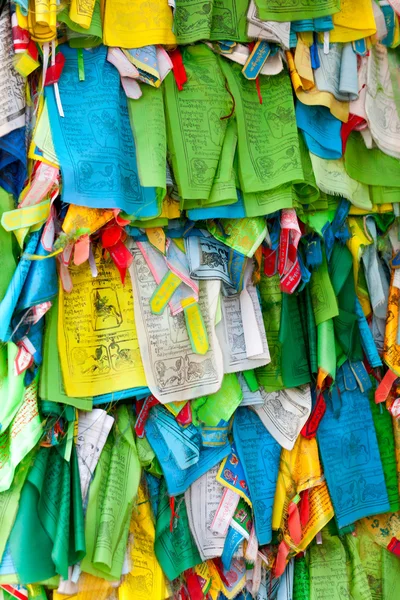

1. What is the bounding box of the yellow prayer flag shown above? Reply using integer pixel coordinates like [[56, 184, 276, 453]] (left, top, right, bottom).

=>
[[146, 227, 166, 255], [283, 481, 334, 553], [103, 0, 176, 48], [272, 436, 322, 530], [62, 205, 114, 236], [384, 273, 400, 377], [58, 246, 147, 397], [28, 0, 57, 42], [119, 485, 169, 600], [330, 0, 376, 43], [69, 0, 96, 29]]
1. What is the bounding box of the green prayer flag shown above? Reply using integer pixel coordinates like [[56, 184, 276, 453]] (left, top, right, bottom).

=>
[[0, 189, 17, 303], [254, 0, 340, 22], [256, 273, 284, 391], [184, 117, 238, 209], [310, 251, 339, 326], [309, 528, 349, 600], [293, 554, 310, 600], [369, 394, 400, 513], [154, 482, 201, 580], [218, 57, 303, 198], [40, 300, 93, 411], [359, 531, 383, 600], [174, 0, 250, 44], [330, 244, 363, 361], [345, 132, 400, 187], [81, 405, 141, 581], [127, 84, 167, 194], [243, 184, 293, 218], [293, 133, 320, 207], [195, 373, 243, 426], [9, 442, 83, 583], [280, 292, 311, 388], [58, 0, 102, 47], [136, 435, 163, 477], [0, 453, 34, 562], [382, 545, 400, 600], [0, 343, 26, 433], [303, 285, 318, 374], [344, 533, 373, 600], [318, 319, 336, 380], [0, 374, 42, 493], [164, 44, 231, 201]]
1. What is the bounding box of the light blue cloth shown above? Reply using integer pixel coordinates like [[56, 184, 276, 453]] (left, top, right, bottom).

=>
[[313, 16, 334, 31], [315, 43, 358, 102], [291, 17, 333, 32], [317, 371, 390, 529], [221, 527, 243, 571], [188, 196, 246, 220], [355, 297, 382, 368], [233, 408, 281, 545], [296, 102, 342, 159], [0, 543, 17, 575], [145, 405, 230, 496], [0, 231, 40, 342], [200, 419, 230, 447], [93, 386, 150, 404], [12, 0, 28, 15], [126, 46, 159, 84], [17, 233, 58, 312], [46, 45, 159, 218]]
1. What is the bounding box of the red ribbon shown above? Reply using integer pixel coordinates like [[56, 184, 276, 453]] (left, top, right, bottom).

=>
[[135, 395, 159, 438], [102, 222, 123, 248], [101, 220, 133, 284], [184, 570, 204, 600], [299, 489, 310, 527], [212, 559, 230, 587], [301, 392, 327, 439], [273, 540, 290, 578], [387, 537, 400, 557], [169, 48, 187, 91], [12, 24, 30, 53], [262, 247, 278, 276], [169, 496, 179, 532], [375, 368, 397, 404], [176, 402, 192, 426], [280, 259, 301, 294], [44, 52, 66, 86], [287, 501, 302, 545], [341, 114, 366, 154], [255, 76, 263, 105]]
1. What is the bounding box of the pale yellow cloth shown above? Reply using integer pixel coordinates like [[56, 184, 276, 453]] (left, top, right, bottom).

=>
[[286, 50, 349, 122]]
